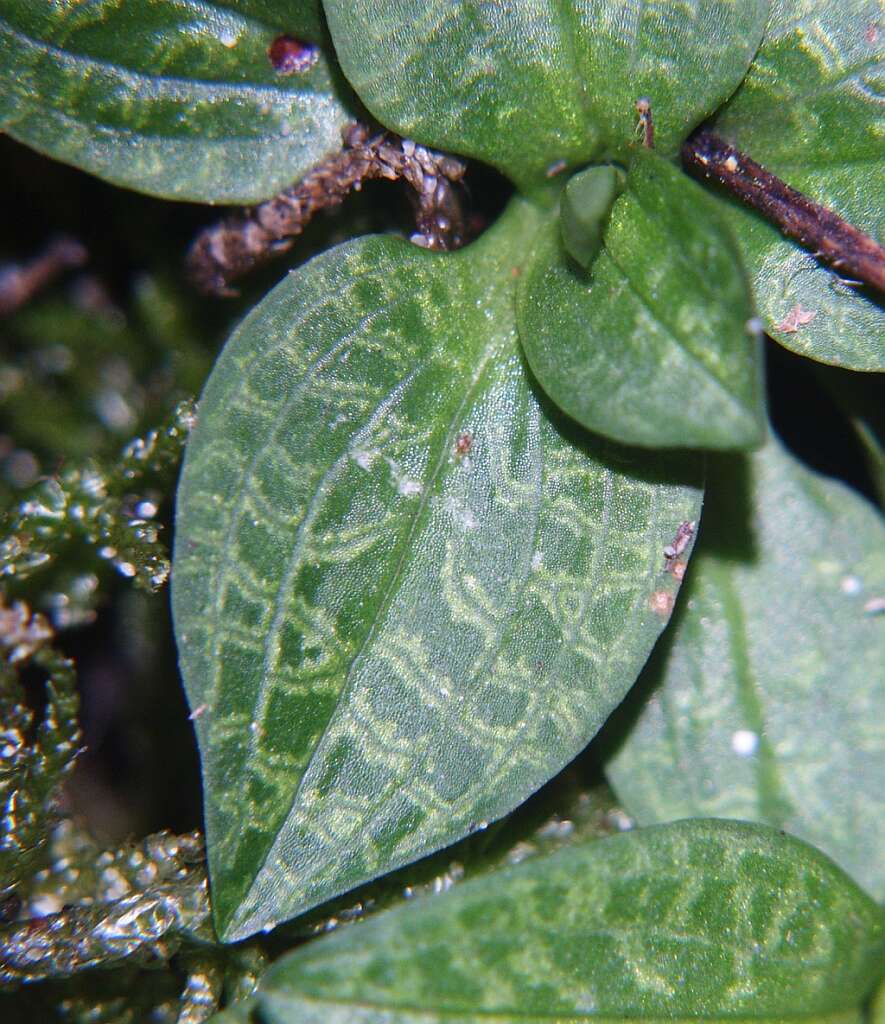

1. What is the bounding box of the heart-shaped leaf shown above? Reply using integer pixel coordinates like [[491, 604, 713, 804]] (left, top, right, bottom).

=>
[[172, 197, 702, 941], [708, 0, 884, 370], [244, 820, 885, 1022], [322, 0, 769, 192], [607, 434, 885, 899], [518, 152, 765, 450], [0, 1, 356, 202]]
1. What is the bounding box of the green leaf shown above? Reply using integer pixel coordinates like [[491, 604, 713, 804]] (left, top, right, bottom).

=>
[[518, 152, 765, 450], [560, 163, 627, 270], [285, 773, 627, 943], [207, 1003, 256, 1024], [708, 0, 885, 370], [873, 977, 885, 1024], [322, 0, 769, 193], [814, 363, 885, 508], [0, 1, 355, 203], [607, 434, 885, 900], [249, 820, 884, 1022], [172, 197, 702, 941]]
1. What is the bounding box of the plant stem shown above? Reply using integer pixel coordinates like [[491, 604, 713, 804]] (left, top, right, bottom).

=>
[[682, 130, 885, 293]]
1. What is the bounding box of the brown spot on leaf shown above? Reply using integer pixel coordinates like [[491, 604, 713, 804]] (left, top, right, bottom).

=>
[[649, 590, 674, 617], [455, 432, 473, 456]]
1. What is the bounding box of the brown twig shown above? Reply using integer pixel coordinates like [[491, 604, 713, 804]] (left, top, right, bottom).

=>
[[682, 129, 885, 293], [187, 125, 468, 296], [0, 237, 87, 316]]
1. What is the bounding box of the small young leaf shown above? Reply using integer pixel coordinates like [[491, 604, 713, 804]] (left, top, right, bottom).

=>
[[518, 152, 765, 450], [607, 434, 885, 899], [709, 0, 884, 370], [250, 820, 884, 1022], [172, 198, 702, 941], [0, 1, 355, 202], [322, 0, 769, 192], [560, 163, 626, 269]]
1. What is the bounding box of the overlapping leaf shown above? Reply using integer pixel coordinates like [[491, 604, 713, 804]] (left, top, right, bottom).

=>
[[240, 820, 884, 1022], [172, 198, 702, 940], [0, 0, 355, 202], [322, 0, 769, 192], [817, 364, 885, 507], [518, 152, 764, 450], [607, 434, 885, 899], [709, 0, 885, 369]]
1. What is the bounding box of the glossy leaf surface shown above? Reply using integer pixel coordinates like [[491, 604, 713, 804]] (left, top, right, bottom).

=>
[[0, 1, 355, 202], [323, 0, 769, 192], [172, 199, 702, 941], [519, 152, 764, 450], [607, 435, 885, 899], [709, 0, 885, 370], [249, 820, 884, 1022]]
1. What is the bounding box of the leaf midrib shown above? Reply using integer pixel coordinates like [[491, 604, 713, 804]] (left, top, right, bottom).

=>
[[707, 558, 792, 826], [205, 272, 393, 720], [603, 247, 753, 426], [1, 20, 326, 100]]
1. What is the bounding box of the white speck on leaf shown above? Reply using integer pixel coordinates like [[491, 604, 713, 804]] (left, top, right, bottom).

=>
[[398, 478, 422, 497], [840, 575, 863, 595], [442, 496, 478, 531], [731, 729, 759, 757], [351, 448, 376, 471], [383, 455, 422, 497]]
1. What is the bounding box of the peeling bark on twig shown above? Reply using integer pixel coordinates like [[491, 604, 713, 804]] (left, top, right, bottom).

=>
[[682, 130, 885, 293], [187, 125, 468, 296]]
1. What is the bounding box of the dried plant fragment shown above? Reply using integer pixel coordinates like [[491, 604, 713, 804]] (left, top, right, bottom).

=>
[[663, 520, 696, 572], [776, 303, 817, 334], [455, 432, 473, 457], [268, 35, 318, 74], [0, 237, 87, 317], [635, 97, 654, 149], [187, 126, 467, 296]]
